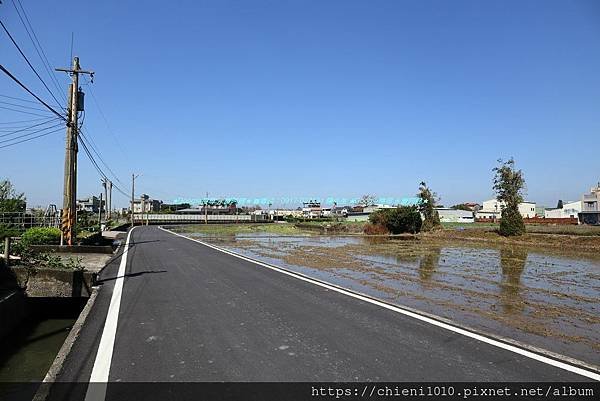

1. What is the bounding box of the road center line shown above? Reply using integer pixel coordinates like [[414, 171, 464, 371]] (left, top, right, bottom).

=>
[[160, 227, 600, 381], [85, 228, 135, 401]]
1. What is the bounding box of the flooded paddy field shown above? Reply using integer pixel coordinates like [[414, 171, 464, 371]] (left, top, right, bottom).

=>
[[176, 228, 600, 366]]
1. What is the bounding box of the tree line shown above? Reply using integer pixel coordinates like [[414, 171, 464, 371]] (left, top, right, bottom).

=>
[[366, 158, 525, 236]]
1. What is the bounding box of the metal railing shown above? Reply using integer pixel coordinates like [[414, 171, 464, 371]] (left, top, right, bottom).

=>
[[131, 213, 269, 224], [0, 212, 60, 228]]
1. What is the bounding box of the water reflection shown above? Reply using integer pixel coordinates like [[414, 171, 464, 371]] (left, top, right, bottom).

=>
[[363, 236, 391, 245], [418, 247, 441, 281], [499, 248, 528, 314]]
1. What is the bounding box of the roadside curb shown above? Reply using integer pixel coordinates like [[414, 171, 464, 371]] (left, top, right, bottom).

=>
[[160, 226, 600, 380], [32, 232, 129, 401]]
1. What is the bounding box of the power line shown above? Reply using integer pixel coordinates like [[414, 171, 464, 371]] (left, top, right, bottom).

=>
[[80, 125, 160, 202], [80, 130, 128, 191], [12, 0, 67, 103], [0, 116, 51, 125], [0, 63, 67, 121], [0, 20, 64, 110], [85, 83, 127, 158], [0, 93, 40, 104], [0, 121, 55, 131], [0, 117, 60, 138], [0, 126, 63, 149], [78, 134, 129, 198], [0, 104, 55, 117], [0, 121, 63, 144], [0, 99, 53, 112], [80, 127, 126, 186]]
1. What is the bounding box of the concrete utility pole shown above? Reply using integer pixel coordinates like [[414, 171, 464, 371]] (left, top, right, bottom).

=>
[[140, 194, 150, 226], [205, 191, 209, 224], [107, 180, 113, 220], [101, 178, 108, 225], [56, 57, 93, 245], [98, 192, 103, 228], [131, 174, 140, 228]]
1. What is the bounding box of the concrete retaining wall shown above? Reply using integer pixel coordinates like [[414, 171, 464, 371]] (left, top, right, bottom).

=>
[[29, 245, 114, 254], [11, 266, 95, 298]]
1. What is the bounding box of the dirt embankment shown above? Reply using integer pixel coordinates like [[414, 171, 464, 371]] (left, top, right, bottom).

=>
[[424, 229, 600, 252]]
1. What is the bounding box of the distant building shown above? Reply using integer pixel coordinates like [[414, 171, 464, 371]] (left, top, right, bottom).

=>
[[332, 206, 353, 217], [544, 201, 582, 219], [77, 196, 104, 213], [436, 208, 474, 223], [464, 202, 481, 211], [269, 209, 303, 220], [176, 206, 233, 215], [320, 208, 332, 217], [345, 212, 371, 222], [579, 184, 600, 225], [160, 203, 190, 212], [239, 206, 261, 214], [452, 202, 480, 211], [302, 201, 322, 219], [535, 205, 547, 217], [363, 204, 395, 213], [132, 195, 162, 213], [476, 199, 536, 220], [345, 204, 396, 222]]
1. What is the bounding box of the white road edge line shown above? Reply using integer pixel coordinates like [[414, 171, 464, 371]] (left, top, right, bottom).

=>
[[85, 228, 135, 401], [160, 227, 600, 381]]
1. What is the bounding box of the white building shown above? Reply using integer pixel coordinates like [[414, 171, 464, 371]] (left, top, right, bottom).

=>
[[344, 204, 397, 222], [302, 201, 322, 219], [76, 196, 104, 213], [544, 201, 582, 219], [580, 184, 600, 225], [363, 204, 396, 214], [476, 199, 536, 220], [132, 196, 161, 213], [320, 208, 332, 217], [436, 208, 474, 223], [268, 209, 303, 220]]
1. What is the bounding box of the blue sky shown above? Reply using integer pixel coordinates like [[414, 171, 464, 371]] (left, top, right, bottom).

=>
[[1, 0, 599, 208]]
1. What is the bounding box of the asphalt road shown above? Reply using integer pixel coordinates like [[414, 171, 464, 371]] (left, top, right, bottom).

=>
[[52, 226, 595, 394]]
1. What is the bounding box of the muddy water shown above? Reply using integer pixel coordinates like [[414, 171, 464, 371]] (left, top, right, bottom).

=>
[[0, 297, 84, 401], [0, 318, 74, 382], [189, 232, 600, 366]]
